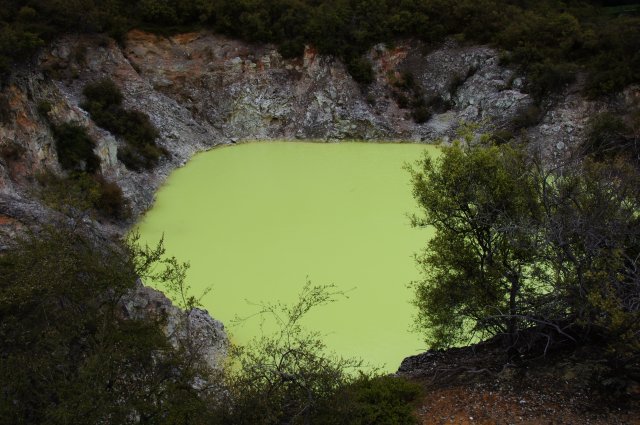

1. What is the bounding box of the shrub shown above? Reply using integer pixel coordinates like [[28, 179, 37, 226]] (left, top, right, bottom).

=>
[[52, 122, 101, 173], [411, 106, 431, 124], [526, 61, 576, 101], [347, 56, 374, 85], [409, 140, 640, 363], [327, 375, 421, 424], [278, 38, 305, 58], [584, 112, 632, 160], [82, 78, 123, 109], [490, 129, 515, 145], [425, 95, 452, 114], [37, 100, 52, 118], [393, 72, 417, 91], [220, 282, 421, 424], [92, 174, 131, 220], [393, 91, 410, 109], [448, 73, 466, 97], [511, 104, 543, 130], [36, 171, 130, 220]]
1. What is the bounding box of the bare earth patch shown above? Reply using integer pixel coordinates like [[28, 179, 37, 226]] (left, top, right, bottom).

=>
[[399, 340, 640, 424]]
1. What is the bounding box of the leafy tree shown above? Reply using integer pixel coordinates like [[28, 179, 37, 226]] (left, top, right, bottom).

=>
[[536, 158, 640, 359], [408, 140, 546, 354], [409, 137, 640, 363]]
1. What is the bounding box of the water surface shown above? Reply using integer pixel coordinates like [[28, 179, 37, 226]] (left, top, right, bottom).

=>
[[136, 141, 437, 370]]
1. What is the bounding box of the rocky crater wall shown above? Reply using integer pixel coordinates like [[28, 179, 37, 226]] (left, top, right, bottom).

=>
[[0, 30, 621, 230], [0, 30, 635, 370]]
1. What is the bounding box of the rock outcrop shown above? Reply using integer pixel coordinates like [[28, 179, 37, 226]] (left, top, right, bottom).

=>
[[120, 280, 228, 371]]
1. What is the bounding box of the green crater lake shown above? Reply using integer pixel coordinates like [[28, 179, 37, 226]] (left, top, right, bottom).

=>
[[136, 141, 437, 371]]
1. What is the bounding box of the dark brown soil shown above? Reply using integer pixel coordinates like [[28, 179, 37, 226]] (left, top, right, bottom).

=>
[[398, 340, 640, 424]]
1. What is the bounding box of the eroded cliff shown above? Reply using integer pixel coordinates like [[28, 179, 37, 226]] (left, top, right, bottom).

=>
[[2, 30, 632, 231]]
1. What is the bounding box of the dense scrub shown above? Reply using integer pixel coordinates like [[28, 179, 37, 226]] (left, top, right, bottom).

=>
[[36, 171, 131, 220], [408, 135, 640, 376], [0, 229, 215, 424], [0, 227, 421, 425], [0, 1, 639, 96]]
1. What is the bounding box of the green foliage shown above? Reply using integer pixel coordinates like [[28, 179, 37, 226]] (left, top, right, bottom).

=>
[[0, 227, 217, 425], [328, 375, 421, 424], [36, 171, 131, 220], [220, 282, 420, 424], [511, 104, 543, 130], [51, 122, 101, 173], [36, 100, 52, 117], [0, 228, 421, 423], [409, 141, 545, 349], [411, 106, 431, 124], [583, 17, 640, 98], [409, 138, 640, 362], [391, 71, 439, 123], [584, 112, 632, 160], [44, 95, 132, 221], [583, 106, 640, 165], [82, 77, 123, 108], [82, 79, 165, 171], [543, 160, 640, 357], [346, 56, 374, 85], [1, 0, 638, 95]]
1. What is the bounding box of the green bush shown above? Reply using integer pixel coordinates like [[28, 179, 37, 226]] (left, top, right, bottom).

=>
[[409, 140, 640, 362], [82, 78, 123, 109], [2, 0, 640, 95], [220, 282, 421, 424], [328, 375, 421, 424], [36, 171, 130, 220], [92, 174, 131, 220], [511, 104, 543, 130], [346, 56, 374, 85], [393, 91, 410, 109], [425, 95, 452, 114], [526, 61, 576, 101], [52, 122, 101, 173], [584, 112, 633, 160], [490, 129, 515, 145], [36, 100, 52, 118]]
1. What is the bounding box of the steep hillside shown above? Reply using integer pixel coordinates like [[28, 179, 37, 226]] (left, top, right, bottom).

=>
[[1, 30, 635, 240]]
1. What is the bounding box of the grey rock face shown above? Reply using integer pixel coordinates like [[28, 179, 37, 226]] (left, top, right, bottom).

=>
[[1, 31, 606, 226], [120, 280, 228, 370]]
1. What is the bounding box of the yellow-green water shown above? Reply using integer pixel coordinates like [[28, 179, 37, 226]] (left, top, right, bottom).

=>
[[136, 141, 437, 371]]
